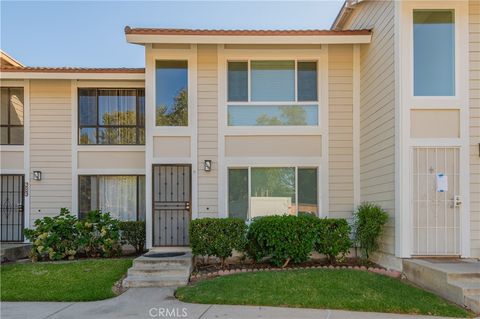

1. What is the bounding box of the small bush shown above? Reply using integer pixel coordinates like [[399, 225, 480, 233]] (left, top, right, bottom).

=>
[[75, 210, 121, 258], [24, 208, 78, 261], [353, 202, 389, 259], [246, 215, 317, 267], [190, 218, 247, 266], [315, 218, 351, 264], [119, 221, 146, 254]]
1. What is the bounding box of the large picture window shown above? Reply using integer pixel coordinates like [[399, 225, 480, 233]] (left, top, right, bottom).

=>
[[78, 88, 145, 145], [1, 87, 24, 145], [79, 175, 145, 221], [227, 60, 318, 126], [228, 167, 318, 220], [413, 9, 455, 96], [156, 60, 188, 126]]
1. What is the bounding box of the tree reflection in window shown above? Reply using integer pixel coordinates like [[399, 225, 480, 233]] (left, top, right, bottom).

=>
[[156, 88, 188, 126]]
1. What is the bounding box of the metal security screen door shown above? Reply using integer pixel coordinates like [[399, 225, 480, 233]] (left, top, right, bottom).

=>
[[153, 165, 191, 246], [412, 147, 460, 255], [1, 175, 25, 242]]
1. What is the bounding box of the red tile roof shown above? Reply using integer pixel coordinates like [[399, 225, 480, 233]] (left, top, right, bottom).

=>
[[0, 66, 145, 73], [124, 27, 371, 36]]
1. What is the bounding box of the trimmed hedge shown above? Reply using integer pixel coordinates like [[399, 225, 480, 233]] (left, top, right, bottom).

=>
[[119, 221, 146, 254], [315, 218, 351, 263], [246, 215, 318, 267], [190, 218, 247, 266]]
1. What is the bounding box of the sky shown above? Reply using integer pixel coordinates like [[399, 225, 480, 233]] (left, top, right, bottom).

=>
[[1, 1, 344, 68]]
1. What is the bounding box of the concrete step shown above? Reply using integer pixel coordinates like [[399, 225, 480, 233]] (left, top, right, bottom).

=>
[[404, 259, 480, 314], [123, 251, 192, 288], [465, 295, 480, 314], [123, 274, 189, 288], [449, 280, 480, 296], [127, 267, 190, 277]]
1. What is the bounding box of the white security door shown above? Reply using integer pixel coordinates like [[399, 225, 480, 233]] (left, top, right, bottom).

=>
[[412, 147, 461, 256]]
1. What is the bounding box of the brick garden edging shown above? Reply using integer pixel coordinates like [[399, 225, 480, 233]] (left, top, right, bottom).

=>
[[190, 265, 402, 283]]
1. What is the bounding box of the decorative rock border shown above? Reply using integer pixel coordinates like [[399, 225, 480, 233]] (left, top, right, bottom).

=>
[[190, 265, 402, 282]]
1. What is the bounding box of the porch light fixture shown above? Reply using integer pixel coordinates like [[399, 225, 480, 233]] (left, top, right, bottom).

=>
[[204, 160, 212, 172], [33, 171, 42, 181]]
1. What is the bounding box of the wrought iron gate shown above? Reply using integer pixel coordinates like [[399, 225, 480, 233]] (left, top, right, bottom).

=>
[[153, 165, 191, 246], [412, 147, 460, 255], [1, 175, 25, 242]]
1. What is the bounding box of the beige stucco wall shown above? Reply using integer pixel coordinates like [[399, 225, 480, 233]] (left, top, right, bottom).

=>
[[328, 44, 354, 219], [29, 80, 72, 224], [410, 109, 460, 138], [197, 44, 219, 216], [78, 151, 145, 169], [225, 135, 322, 157], [0, 151, 24, 170], [469, 0, 480, 258], [153, 136, 190, 158], [344, 0, 397, 263]]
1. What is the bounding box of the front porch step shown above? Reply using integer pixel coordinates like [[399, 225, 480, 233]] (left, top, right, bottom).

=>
[[403, 259, 480, 314], [123, 251, 192, 288], [465, 295, 480, 314]]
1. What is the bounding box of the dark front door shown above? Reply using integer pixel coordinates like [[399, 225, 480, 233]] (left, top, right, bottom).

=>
[[1, 174, 25, 242], [153, 165, 191, 246]]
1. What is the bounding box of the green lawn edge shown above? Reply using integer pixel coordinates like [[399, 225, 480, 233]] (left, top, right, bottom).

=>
[[176, 268, 473, 318], [1, 258, 133, 302]]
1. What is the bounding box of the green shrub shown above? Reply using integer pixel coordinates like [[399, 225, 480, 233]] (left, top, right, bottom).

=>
[[190, 218, 247, 266], [246, 215, 317, 267], [315, 218, 351, 264], [119, 221, 146, 254], [353, 202, 389, 259], [75, 210, 121, 258], [24, 208, 78, 261]]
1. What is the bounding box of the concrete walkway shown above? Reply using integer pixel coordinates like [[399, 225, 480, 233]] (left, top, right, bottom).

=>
[[0, 287, 466, 319]]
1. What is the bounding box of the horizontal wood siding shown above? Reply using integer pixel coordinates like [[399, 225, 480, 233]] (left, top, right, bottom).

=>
[[328, 44, 354, 219], [345, 0, 396, 256], [197, 45, 218, 217], [470, 0, 480, 258], [29, 80, 72, 223]]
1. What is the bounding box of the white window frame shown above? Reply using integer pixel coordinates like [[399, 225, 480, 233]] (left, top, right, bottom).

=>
[[149, 47, 197, 136], [226, 164, 321, 220], [403, 1, 468, 107], [219, 47, 327, 136]]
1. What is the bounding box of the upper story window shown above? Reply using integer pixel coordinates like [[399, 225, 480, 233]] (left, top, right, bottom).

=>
[[1, 87, 24, 145], [413, 9, 455, 96], [78, 88, 145, 145], [227, 60, 318, 126], [156, 60, 188, 126]]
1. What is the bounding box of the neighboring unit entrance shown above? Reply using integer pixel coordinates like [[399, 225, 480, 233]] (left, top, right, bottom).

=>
[[1, 174, 25, 242], [412, 147, 460, 256], [153, 165, 191, 246]]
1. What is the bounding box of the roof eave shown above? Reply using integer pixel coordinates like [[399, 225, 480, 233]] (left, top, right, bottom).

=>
[[125, 34, 371, 45], [0, 71, 145, 80]]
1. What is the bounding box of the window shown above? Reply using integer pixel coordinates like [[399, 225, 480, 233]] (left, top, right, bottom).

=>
[[78, 88, 145, 145], [1, 87, 24, 145], [79, 175, 145, 221], [156, 60, 188, 126], [413, 10, 455, 96], [227, 60, 318, 126], [228, 167, 318, 220]]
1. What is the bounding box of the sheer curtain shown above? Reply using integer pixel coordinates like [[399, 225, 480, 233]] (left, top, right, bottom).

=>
[[98, 176, 137, 220]]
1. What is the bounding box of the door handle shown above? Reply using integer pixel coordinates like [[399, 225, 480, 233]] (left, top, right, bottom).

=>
[[17, 204, 24, 212], [454, 196, 462, 207], [185, 202, 190, 210]]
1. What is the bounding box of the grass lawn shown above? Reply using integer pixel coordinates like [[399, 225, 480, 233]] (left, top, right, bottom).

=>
[[1, 258, 133, 301], [177, 269, 472, 318]]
